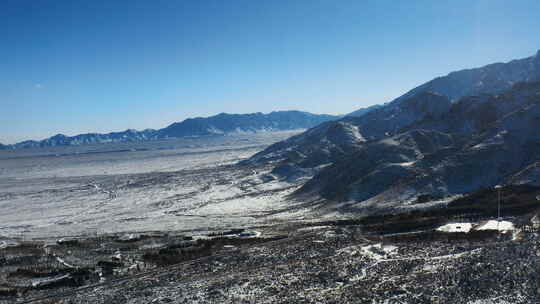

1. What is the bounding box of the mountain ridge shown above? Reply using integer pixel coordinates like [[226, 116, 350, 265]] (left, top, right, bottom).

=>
[[241, 50, 540, 214], [392, 49, 540, 104], [346, 104, 384, 117], [157, 110, 338, 138], [5, 111, 339, 149], [297, 82, 540, 210], [246, 50, 540, 170]]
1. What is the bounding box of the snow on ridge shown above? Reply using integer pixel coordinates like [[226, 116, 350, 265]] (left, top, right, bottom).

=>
[[206, 126, 224, 134], [472, 130, 507, 150], [347, 124, 366, 142]]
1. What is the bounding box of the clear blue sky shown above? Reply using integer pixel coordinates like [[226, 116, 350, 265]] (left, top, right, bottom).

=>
[[2, 0, 540, 143]]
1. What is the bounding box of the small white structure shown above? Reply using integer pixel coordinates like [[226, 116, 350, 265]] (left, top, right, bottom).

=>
[[436, 223, 473, 233], [475, 220, 515, 231]]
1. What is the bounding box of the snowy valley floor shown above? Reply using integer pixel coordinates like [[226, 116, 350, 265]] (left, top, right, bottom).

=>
[[0, 131, 307, 239]]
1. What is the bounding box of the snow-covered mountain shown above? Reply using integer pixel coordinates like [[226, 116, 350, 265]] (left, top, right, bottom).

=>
[[246, 51, 540, 169], [6, 111, 338, 149], [394, 49, 540, 103], [157, 111, 338, 138], [242, 50, 540, 211], [11, 129, 158, 149], [298, 82, 540, 210], [246, 90, 453, 167]]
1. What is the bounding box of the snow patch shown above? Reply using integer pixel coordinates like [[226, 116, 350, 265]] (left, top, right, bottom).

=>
[[31, 274, 71, 287], [359, 243, 398, 260], [472, 131, 507, 150], [346, 124, 366, 142], [297, 225, 332, 232], [398, 161, 415, 167]]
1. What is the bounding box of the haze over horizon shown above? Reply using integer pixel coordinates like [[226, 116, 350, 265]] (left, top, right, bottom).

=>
[[2, 0, 540, 144]]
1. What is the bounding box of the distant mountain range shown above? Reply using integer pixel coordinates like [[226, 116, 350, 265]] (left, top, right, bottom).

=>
[[156, 111, 338, 138], [9, 129, 158, 150], [244, 50, 540, 212], [2, 111, 339, 149]]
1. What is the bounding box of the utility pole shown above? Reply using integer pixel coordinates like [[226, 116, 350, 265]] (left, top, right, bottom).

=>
[[495, 185, 502, 232]]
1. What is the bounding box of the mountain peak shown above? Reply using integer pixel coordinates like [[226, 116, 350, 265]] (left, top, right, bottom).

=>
[[389, 50, 540, 105], [246, 51, 540, 175]]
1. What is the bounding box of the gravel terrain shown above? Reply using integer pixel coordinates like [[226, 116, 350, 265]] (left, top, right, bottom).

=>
[[14, 222, 540, 304]]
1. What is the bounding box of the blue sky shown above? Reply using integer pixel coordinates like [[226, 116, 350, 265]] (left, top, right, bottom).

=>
[[2, 0, 540, 144]]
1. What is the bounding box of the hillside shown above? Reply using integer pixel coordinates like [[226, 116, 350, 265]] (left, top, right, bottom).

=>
[[240, 51, 540, 214], [246, 51, 540, 171], [295, 82, 540, 213]]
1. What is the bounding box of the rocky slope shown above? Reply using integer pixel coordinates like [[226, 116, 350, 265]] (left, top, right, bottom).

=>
[[6, 111, 338, 149], [246, 51, 540, 171], [242, 51, 540, 214], [395, 49, 540, 103], [246, 91, 453, 169], [297, 82, 540, 213]]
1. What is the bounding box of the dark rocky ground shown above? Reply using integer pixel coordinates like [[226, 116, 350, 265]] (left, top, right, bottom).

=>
[[11, 223, 540, 304], [4, 184, 540, 304]]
